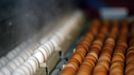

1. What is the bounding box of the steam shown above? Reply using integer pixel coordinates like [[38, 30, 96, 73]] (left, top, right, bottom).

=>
[[0, 0, 78, 56], [12, 0, 77, 40]]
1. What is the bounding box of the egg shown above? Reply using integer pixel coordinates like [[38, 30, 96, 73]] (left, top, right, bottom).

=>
[[71, 53, 83, 64], [60, 67, 75, 75], [77, 64, 93, 75]]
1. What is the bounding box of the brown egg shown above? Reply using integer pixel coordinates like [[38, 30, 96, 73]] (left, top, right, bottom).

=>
[[110, 66, 123, 75], [90, 48, 100, 55], [68, 59, 79, 67], [91, 28, 98, 35], [120, 28, 128, 32], [126, 68, 134, 75], [68, 57, 79, 63], [97, 37, 104, 42], [78, 43, 89, 51], [77, 64, 93, 75], [86, 54, 96, 62], [126, 51, 134, 59], [93, 65, 107, 75], [109, 34, 116, 39], [127, 47, 134, 52], [106, 38, 115, 45], [101, 52, 111, 58], [127, 46, 134, 51], [90, 29, 98, 34], [126, 56, 134, 65], [71, 53, 83, 64], [87, 52, 98, 60], [76, 52, 86, 58], [76, 46, 87, 52], [91, 44, 102, 51], [125, 63, 134, 73], [104, 44, 114, 50], [94, 40, 103, 46], [77, 44, 88, 51], [99, 55, 111, 63], [60, 67, 75, 75], [75, 51, 86, 59], [127, 50, 134, 57], [118, 42, 128, 48], [102, 48, 113, 55], [93, 70, 107, 75], [85, 33, 94, 40], [126, 71, 134, 75], [112, 55, 124, 63], [110, 62, 124, 71], [76, 47, 87, 54], [98, 60, 109, 70], [114, 47, 125, 53], [110, 34, 117, 39], [83, 38, 92, 43], [77, 51, 86, 59], [84, 58, 95, 67], [76, 45, 85, 50], [84, 39, 91, 44], [77, 71, 89, 75], [115, 47, 125, 52], [81, 64, 93, 70], [101, 28, 109, 34], [66, 62, 78, 71], [94, 64, 107, 71], [109, 71, 123, 75], [114, 53, 125, 59], [81, 40, 90, 46], [104, 44, 113, 49], [101, 49, 112, 56], [66, 63, 77, 70], [130, 40, 134, 46]]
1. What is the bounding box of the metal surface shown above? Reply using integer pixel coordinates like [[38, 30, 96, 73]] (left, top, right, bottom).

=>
[[0, 11, 85, 75]]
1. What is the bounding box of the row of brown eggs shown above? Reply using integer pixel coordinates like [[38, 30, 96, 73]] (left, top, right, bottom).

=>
[[93, 20, 119, 75], [109, 20, 128, 75], [76, 21, 110, 75], [125, 24, 134, 75], [60, 20, 101, 75]]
